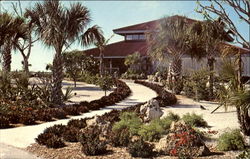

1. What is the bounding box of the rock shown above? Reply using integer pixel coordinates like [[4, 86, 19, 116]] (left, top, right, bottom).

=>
[[140, 99, 163, 122], [86, 115, 112, 136], [197, 145, 211, 156]]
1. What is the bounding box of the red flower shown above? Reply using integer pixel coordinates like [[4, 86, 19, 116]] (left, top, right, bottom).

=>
[[170, 148, 177, 156]]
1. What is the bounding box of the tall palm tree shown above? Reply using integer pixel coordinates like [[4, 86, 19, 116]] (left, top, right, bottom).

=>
[[147, 16, 190, 94], [94, 34, 114, 76], [0, 12, 26, 73], [188, 19, 234, 98], [25, 0, 103, 106]]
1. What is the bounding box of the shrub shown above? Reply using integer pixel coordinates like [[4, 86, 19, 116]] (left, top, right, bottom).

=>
[[43, 124, 67, 137], [164, 111, 180, 122], [63, 105, 79, 116], [112, 112, 142, 135], [0, 115, 10, 128], [78, 126, 107, 156], [217, 129, 245, 151], [138, 119, 165, 141], [67, 119, 87, 129], [109, 128, 131, 147], [36, 132, 65, 148], [18, 112, 36, 125], [127, 138, 154, 158], [182, 113, 208, 127], [50, 108, 67, 119], [62, 126, 79, 142], [236, 149, 250, 159]]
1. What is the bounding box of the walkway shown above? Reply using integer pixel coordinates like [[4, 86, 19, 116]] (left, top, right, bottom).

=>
[[0, 80, 157, 158]]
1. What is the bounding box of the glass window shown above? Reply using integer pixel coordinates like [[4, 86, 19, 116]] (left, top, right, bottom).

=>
[[126, 35, 133, 40], [132, 35, 139, 40], [139, 34, 145, 40]]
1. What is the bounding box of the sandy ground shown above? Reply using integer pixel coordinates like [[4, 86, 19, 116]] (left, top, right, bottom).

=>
[[162, 95, 240, 138], [0, 80, 157, 159]]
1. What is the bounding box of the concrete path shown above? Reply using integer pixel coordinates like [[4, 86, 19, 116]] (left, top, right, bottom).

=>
[[0, 80, 157, 157]]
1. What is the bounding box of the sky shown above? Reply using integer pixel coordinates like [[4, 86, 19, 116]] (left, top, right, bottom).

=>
[[0, 1, 249, 72]]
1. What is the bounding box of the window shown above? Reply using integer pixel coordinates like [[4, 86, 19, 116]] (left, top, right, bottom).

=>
[[126, 34, 145, 40]]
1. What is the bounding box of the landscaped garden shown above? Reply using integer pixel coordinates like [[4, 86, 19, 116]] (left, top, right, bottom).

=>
[[0, 0, 250, 159]]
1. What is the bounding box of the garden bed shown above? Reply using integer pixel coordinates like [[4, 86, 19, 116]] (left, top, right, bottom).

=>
[[0, 79, 131, 128]]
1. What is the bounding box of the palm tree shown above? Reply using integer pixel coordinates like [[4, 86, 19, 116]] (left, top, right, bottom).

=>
[[0, 12, 26, 73], [25, 0, 103, 106], [188, 19, 234, 98], [147, 16, 190, 94], [95, 34, 114, 76]]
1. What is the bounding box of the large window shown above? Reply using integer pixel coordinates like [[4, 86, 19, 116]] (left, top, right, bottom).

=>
[[126, 34, 145, 40]]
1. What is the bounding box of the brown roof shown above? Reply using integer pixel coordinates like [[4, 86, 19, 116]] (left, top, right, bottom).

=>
[[83, 41, 149, 57], [219, 42, 250, 55], [113, 15, 197, 34]]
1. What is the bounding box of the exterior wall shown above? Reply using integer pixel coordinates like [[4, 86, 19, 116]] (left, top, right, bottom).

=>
[[152, 55, 250, 77], [182, 55, 250, 77]]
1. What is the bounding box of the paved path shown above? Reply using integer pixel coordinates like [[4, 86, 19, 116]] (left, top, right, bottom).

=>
[[0, 80, 157, 158]]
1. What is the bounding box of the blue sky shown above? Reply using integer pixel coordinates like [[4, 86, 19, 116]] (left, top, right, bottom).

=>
[[1, 1, 249, 71]]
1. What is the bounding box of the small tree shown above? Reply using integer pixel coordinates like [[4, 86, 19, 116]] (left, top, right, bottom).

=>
[[62, 51, 82, 87], [124, 52, 142, 74], [98, 75, 113, 96]]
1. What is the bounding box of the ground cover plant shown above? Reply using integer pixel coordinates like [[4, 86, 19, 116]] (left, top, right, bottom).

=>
[[182, 112, 208, 127]]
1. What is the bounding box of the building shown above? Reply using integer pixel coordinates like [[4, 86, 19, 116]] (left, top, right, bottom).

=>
[[83, 15, 250, 77]]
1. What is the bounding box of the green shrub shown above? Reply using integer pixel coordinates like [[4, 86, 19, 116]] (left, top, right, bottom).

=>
[[236, 149, 250, 159], [183, 69, 210, 100], [182, 113, 208, 127], [127, 138, 154, 158], [164, 111, 180, 122], [217, 129, 245, 151], [138, 119, 164, 141], [112, 112, 142, 135]]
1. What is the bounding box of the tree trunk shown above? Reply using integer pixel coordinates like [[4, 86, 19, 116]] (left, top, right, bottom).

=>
[[169, 55, 182, 94], [207, 57, 215, 99], [74, 79, 76, 88], [23, 57, 29, 75], [236, 53, 242, 90], [237, 107, 250, 136], [99, 50, 104, 77], [2, 43, 12, 72], [51, 52, 64, 106]]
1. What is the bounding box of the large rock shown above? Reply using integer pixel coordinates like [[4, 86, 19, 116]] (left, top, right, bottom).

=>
[[155, 121, 210, 157], [86, 115, 112, 136], [140, 99, 163, 122]]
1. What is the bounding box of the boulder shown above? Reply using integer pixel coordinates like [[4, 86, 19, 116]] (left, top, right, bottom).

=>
[[86, 115, 112, 136], [140, 99, 163, 122]]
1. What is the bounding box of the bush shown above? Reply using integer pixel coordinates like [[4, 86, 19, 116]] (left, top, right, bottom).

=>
[[67, 119, 87, 129], [63, 105, 79, 116], [138, 119, 165, 141], [164, 111, 180, 122], [18, 112, 36, 125], [43, 124, 67, 137], [127, 138, 154, 158], [183, 69, 210, 100], [36, 132, 65, 148], [182, 113, 208, 127], [62, 126, 80, 142], [0, 115, 10, 128], [112, 112, 142, 136], [236, 149, 250, 159], [217, 129, 245, 151], [109, 128, 131, 147], [78, 126, 107, 156], [50, 108, 67, 119]]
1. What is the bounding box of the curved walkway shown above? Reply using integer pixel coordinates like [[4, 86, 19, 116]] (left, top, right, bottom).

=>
[[0, 80, 157, 158]]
